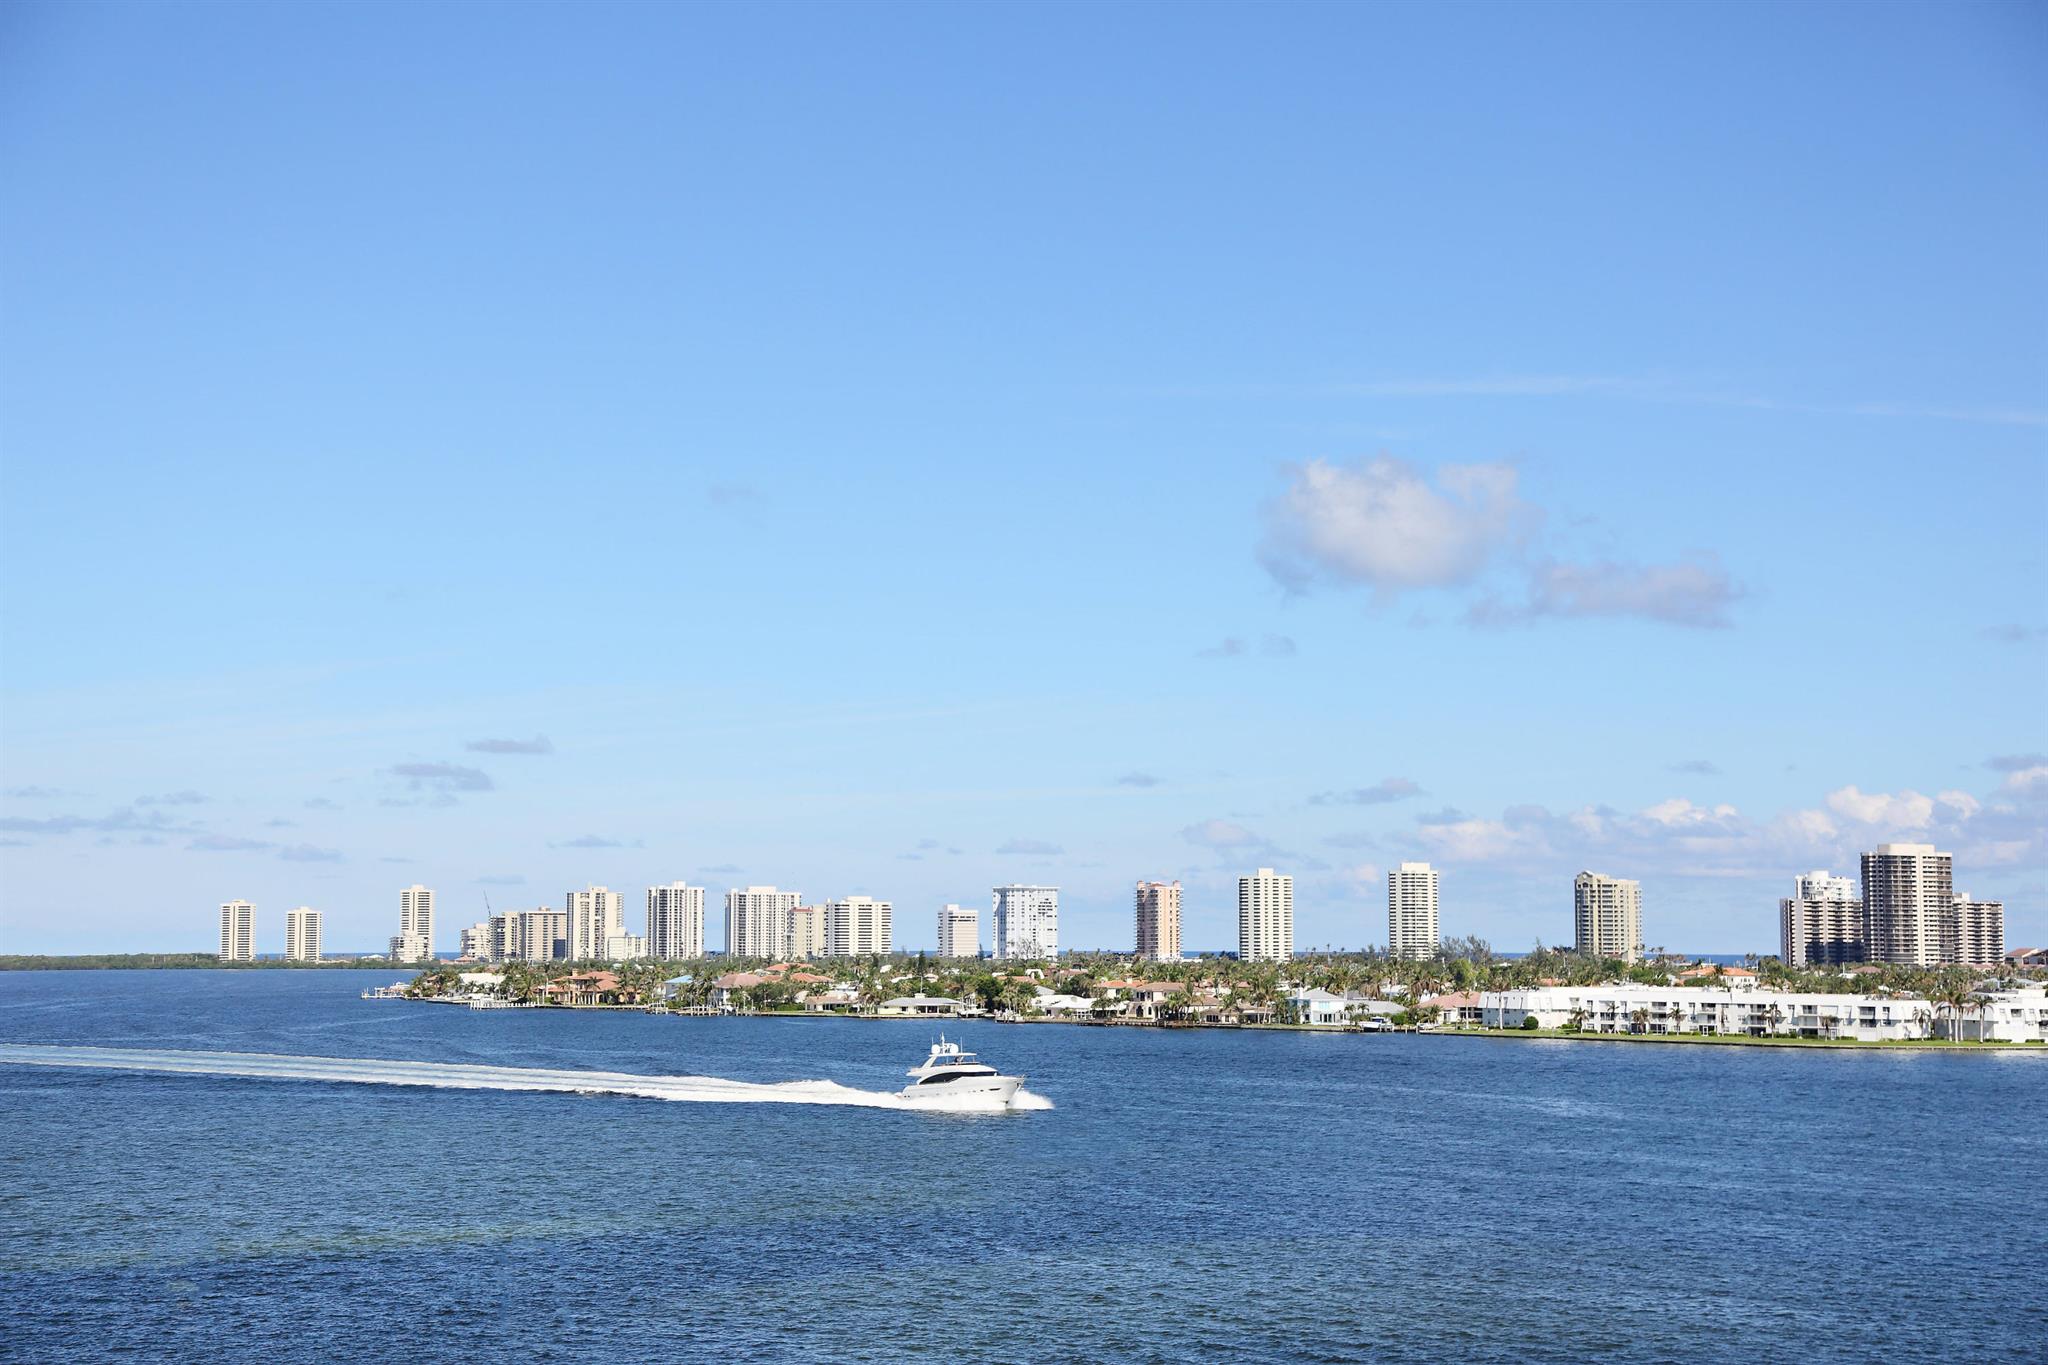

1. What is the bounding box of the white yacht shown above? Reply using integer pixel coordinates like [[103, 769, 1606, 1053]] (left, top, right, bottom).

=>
[[899, 1038, 1024, 1107]]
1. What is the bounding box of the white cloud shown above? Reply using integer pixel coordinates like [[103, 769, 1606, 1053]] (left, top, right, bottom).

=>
[[1181, 819, 1264, 850], [1260, 457, 1527, 598], [1825, 785, 1936, 829]]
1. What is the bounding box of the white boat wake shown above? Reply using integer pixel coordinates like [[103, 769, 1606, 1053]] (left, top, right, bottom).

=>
[[0, 1045, 1052, 1113]]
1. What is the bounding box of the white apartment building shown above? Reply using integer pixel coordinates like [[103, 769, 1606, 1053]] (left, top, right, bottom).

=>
[[1861, 843, 1953, 967], [388, 931, 431, 963], [993, 885, 1059, 961], [566, 886, 625, 961], [284, 907, 322, 963], [1949, 894, 2005, 968], [1135, 881, 1182, 962], [398, 884, 435, 957], [492, 908, 567, 963], [937, 903, 978, 958], [1573, 871, 1643, 963], [787, 904, 828, 959], [218, 900, 255, 962], [1944, 985, 2047, 1042], [1481, 985, 1931, 1041], [457, 920, 492, 961], [826, 896, 892, 957], [1388, 862, 1439, 961], [1779, 870, 1862, 967], [725, 887, 801, 959], [647, 883, 706, 960], [1238, 868, 1293, 963]]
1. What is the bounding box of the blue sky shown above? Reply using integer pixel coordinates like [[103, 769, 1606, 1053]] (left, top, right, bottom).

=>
[[2, 0, 2043, 955]]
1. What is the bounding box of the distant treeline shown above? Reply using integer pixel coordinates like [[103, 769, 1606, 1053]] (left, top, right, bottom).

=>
[[0, 954, 392, 971]]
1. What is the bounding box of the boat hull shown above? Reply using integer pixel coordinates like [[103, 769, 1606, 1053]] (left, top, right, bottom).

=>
[[898, 1073, 1025, 1108]]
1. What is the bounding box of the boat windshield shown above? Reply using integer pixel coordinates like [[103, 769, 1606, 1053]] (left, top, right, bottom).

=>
[[930, 1052, 979, 1066]]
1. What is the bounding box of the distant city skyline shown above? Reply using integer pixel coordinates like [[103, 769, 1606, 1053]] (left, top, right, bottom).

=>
[[3, 3, 2042, 956]]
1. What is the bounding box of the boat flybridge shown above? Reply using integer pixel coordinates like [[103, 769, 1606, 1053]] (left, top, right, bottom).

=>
[[899, 1037, 1025, 1108]]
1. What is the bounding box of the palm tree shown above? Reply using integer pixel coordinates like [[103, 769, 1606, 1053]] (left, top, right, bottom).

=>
[[1629, 1006, 1650, 1035]]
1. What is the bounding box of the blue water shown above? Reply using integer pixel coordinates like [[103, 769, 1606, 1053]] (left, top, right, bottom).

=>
[[1, 971, 2041, 1362]]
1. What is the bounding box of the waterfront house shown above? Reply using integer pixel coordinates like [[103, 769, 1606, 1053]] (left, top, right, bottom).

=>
[[2007, 947, 2047, 970], [876, 995, 966, 1017], [709, 972, 767, 1008], [1127, 982, 1187, 1019], [802, 987, 861, 1013], [1282, 987, 1349, 1027], [1423, 991, 1483, 1026], [1938, 986, 2048, 1042]]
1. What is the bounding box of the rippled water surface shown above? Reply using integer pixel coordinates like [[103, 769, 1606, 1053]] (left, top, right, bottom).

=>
[[2, 970, 2041, 1362]]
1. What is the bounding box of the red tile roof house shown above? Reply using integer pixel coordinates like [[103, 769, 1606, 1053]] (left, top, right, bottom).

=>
[[1424, 991, 1483, 1025], [545, 971, 628, 1007], [2008, 947, 2047, 970]]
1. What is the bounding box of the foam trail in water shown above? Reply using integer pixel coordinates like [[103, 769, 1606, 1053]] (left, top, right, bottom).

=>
[[0, 1045, 1050, 1113]]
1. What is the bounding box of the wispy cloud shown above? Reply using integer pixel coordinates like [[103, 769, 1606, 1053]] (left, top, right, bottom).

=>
[[137, 790, 209, 807], [1473, 556, 1743, 629], [465, 736, 554, 755], [1181, 818, 1264, 849], [1310, 777, 1422, 806], [552, 834, 642, 849], [3, 785, 71, 799], [996, 838, 1063, 856], [0, 808, 183, 836], [699, 864, 743, 876], [1981, 624, 2047, 644], [1116, 772, 1162, 788], [187, 834, 271, 853], [277, 843, 342, 862], [387, 762, 494, 794], [475, 874, 525, 886], [1670, 759, 1722, 775], [304, 797, 342, 811], [1201, 373, 2048, 429]]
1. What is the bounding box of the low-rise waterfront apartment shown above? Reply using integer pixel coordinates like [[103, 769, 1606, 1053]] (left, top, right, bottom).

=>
[[1481, 985, 2048, 1043]]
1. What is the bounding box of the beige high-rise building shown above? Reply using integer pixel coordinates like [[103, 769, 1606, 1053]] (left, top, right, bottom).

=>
[[565, 886, 625, 960], [457, 920, 493, 961], [648, 884, 707, 960], [1779, 871, 1862, 967], [787, 903, 828, 959], [1573, 872, 1643, 963], [397, 885, 435, 959], [1949, 894, 2005, 968], [826, 896, 892, 957], [284, 907, 321, 962], [1238, 868, 1293, 963], [1135, 881, 1182, 962], [493, 908, 567, 962], [218, 900, 255, 963], [1388, 863, 1439, 961], [1860, 844, 1953, 967], [937, 903, 978, 958], [725, 887, 801, 958]]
